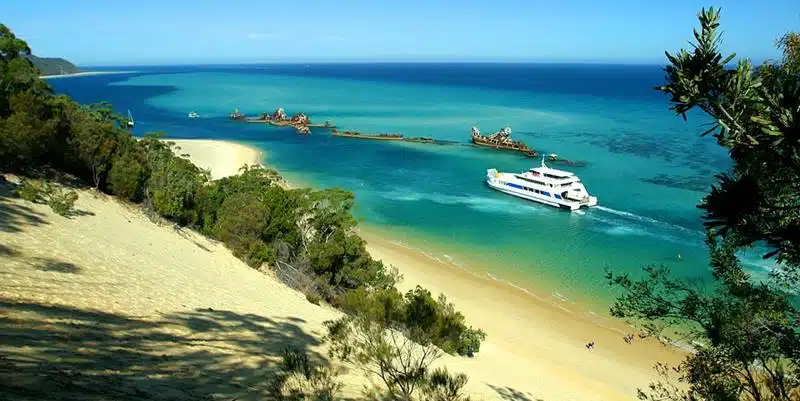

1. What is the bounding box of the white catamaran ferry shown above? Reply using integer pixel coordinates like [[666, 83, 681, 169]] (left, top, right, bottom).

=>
[[486, 157, 598, 211]]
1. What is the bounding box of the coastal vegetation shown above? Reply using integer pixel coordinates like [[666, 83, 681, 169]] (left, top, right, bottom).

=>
[[606, 8, 800, 400], [0, 21, 483, 385], [27, 54, 80, 76]]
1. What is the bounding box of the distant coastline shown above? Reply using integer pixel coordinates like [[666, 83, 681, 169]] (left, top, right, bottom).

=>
[[39, 70, 136, 79]]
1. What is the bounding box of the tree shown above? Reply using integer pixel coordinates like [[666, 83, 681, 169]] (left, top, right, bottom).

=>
[[214, 191, 272, 266], [607, 8, 800, 401], [143, 141, 209, 224], [108, 142, 146, 201], [0, 24, 49, 117], [66, 104, 122, 188]]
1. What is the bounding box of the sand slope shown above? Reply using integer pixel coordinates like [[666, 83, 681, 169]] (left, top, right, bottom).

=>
[[0, 181, 350, 400]]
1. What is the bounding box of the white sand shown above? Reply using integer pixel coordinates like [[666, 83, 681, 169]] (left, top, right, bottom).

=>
[[39, 70, 136, 79], [0, 139, 688, 400], [166, 139, 264, 180]]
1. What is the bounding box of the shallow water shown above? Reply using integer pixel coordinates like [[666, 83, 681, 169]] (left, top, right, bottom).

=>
[[50, 63, 758, 309]]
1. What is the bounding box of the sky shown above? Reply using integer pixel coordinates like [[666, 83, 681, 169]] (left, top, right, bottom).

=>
[[2, 0, 798, 65]]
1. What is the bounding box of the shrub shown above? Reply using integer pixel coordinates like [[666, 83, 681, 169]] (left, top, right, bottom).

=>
[[146, 150, 207, 224], [306, 293, 322, 305], [15, 179, 43, 202], [422, 368, 471, 401], [44, 185, 79, 217], [269, 348, 343, 401], [214, 192, 271, 266], [108, 148, 145, 201], [455, 328, 486, 358], [325, 316, 441, 400]]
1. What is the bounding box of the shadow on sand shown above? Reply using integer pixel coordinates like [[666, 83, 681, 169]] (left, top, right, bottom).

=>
[[0, 183, 49, 234], [0, 299, 327, 400], [488, 383, 545, 401]]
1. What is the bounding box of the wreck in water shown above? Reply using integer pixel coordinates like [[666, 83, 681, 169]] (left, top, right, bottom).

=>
[[470, 126, 538, 157], [331, 130, 404, 140]]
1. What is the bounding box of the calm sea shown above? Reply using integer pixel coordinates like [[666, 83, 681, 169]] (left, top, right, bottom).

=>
[[49, 63, 774, 313]]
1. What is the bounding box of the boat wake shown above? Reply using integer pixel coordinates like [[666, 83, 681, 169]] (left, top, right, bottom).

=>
[[593, 206, 700, 236], [379, 189, 545, 215]]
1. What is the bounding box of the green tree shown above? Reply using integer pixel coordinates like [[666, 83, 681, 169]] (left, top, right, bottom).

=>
[[144, 141, 209, 224], [66, 104, 123, 188], [607, 8, 800, 400], [214, 191, 272, 266], [0, 24, 49, 117], [108, 141, 146, 201]]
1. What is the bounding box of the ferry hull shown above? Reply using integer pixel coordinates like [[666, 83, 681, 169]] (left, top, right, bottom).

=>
[[485, 172, 597, 211]]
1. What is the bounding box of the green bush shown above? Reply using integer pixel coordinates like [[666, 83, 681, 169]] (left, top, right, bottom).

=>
[[146, 150, 207, 224], [108, 147, 145, 201], [306, 293, 322, 305], [44, 185, 79, 217], [269, 348, 343, 401], [15, 179, 43, 203], [422, 368, 471, 401], [340, 285, 485, 357], [214, 191, 272, 266]]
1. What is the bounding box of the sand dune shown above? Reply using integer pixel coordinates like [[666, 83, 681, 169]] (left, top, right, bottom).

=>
[[0, 139, 687, 400]]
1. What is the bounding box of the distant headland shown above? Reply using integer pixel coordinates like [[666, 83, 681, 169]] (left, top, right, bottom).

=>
[[28, 55, 80, 76]]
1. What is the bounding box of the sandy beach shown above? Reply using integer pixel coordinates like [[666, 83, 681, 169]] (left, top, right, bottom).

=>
[[39, 70, 136, 79], [167, 139, 264, 180], [361, 228, 687, 400], [0, 138, 688, 400]]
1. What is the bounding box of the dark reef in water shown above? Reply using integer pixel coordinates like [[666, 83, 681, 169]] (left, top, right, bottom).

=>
[[643, 174, 714, 192]]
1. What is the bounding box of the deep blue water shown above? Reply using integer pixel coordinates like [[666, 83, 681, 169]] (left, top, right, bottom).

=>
[[49, 63, 766, 310]]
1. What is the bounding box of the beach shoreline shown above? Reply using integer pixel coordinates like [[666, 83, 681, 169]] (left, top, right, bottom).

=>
[[175, 138, 688, 400], [39, 70, 136, 79], [166, 139, 264, 180]]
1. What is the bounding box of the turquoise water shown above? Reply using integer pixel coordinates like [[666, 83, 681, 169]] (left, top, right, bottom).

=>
[[50, 64, 775, 310]]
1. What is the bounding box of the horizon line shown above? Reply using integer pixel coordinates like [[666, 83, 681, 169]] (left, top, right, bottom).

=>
[[80, 60, 675, 69]]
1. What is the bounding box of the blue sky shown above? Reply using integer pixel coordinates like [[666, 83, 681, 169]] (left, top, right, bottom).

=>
[[2, 0, 797, 65]]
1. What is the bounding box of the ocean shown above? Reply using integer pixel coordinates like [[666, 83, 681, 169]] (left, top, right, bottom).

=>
[[48, 63, 769, 312]]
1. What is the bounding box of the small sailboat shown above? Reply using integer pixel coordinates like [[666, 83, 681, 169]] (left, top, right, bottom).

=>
[[126, 109, 135, 128], [188, 111, 200, 119]]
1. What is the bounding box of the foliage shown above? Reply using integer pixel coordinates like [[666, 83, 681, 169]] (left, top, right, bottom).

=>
[[214, 191, 273, 266], [44, 184, 79, 217], [15, 179, 78, 216], [27, 55, 79, 76], [421, 368, 471, 401], [0, 22, 484, 362], [325, 315, 444, 400], [144, 142, 208, 224], [339, 286, 486, 357], [108, 143, 146, 201], [15, 179, 43, 202], [269, 348, 343, 401], [609, 8, 800, 401], [306, 293, 322, 305]]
